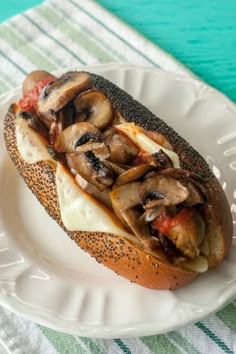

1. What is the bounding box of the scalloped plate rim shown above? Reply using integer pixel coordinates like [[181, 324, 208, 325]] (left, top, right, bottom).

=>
[[0, 63, 235, 338]]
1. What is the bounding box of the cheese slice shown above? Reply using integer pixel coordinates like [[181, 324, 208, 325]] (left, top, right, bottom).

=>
[[56, 163, 137, 242], [116, 123, 180, 168], [182, 255, 208, 273], [15, 116, 52, 164]]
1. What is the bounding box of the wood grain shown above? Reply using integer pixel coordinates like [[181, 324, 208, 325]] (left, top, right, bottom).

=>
[[97, 0, 236, 102]]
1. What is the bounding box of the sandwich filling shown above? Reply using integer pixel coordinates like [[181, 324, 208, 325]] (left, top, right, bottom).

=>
[[15, 71, 209, 272]]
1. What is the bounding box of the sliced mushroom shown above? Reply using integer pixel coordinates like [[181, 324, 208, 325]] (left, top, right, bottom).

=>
[[57, 106, 74, 132], [140, 206, 166, 223], [38, 72, 93, 115], [48, 109, 72, 146], [161, 168, 207, 183], [47, 146, 67, 165], [120, 207, 161, 248], [103, 128, 139, 164], [41, 105, 74, 132], [133, 152, 165, 167], [110, 183, 153, 237], [37, 110, 56, 129], [181, 180, 205, 206], [158, 233, 181, 257], [110, 182, 139, 231], [112, 110, 126, 125], [103, 160, 126, 175], [165, 209, 205, 259], [153, 150, 173, 169], [110, 182, 141, 212], [54, 122, 100, 153], [57, 112, 64, 135], [22, 70, 56, 95], [74, 89, 113, 130], [18, 111, 49, 139], [143, 170, 159, 180], [75, 142, 110, 161], [161, 168, 208, 201], [110, 182, 171, 261], [139, 175, 189, 209], [49, 121, 60, 147], [66, 150, 114, 191], [114, 164, 155, 187]]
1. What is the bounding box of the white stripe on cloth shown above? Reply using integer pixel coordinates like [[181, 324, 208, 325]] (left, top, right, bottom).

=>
[[73, 336, 92, 354], [122, 338, 153, 354], [179, 323, 228, 354], [166, 334, 187, 354], [0, 54, 25, 87], [4, 21, 59, 71], [49, 0, 126, 63], [0, 68, 16, 89], [59, 0, 153, 67], [202, 315, 236, 353], [35, 3, 102, 66], [75, 0, 194, 76], [45, 1, 119, 61], [84, 338, 108, 353], [21, 12, 86, 67], [24, 11, 91, 65], [0, 307, 58, 354], [0, 38, 35, 74], [7, 15, 71, 70]]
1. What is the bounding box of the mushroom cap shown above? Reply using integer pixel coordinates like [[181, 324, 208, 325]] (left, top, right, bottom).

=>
[[74, 89, 113, 130], [54, 122, 100, 153], [38, 72, 93, 114], [114, 164, 155, 187], [75, 142, 110, 161], [75, 173, 112, 209], [140, 175, 189, 209], [103, 128, 139, 164], [110, 181, 141, 212], [103, 160, 126, 176], [22, 70, 56, 95], [66, 150, 114, 191]]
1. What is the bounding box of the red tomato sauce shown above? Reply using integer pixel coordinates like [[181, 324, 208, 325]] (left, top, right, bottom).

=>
[[152, 208, 193, 234], [19, 77, 56, 114]]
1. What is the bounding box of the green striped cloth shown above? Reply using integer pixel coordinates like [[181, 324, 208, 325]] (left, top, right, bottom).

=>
[[0, 0, 235, 353]]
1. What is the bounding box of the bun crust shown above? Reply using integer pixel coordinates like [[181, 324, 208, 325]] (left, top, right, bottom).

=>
[[4, 72, 233, 290]]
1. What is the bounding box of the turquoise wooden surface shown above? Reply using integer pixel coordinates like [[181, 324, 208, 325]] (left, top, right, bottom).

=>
[[0, 0, 42, 22], [0, 0, 235, 102]]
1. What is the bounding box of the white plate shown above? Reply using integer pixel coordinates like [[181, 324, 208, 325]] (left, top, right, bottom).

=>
[[0, 64, 236, 339]]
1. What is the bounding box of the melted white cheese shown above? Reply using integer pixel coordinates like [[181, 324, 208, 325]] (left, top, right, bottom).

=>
[[182, 255, 208, 273], [15, 117, 52, 164], [116, 123, 180, 168], [56, 163, 135, 240]]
